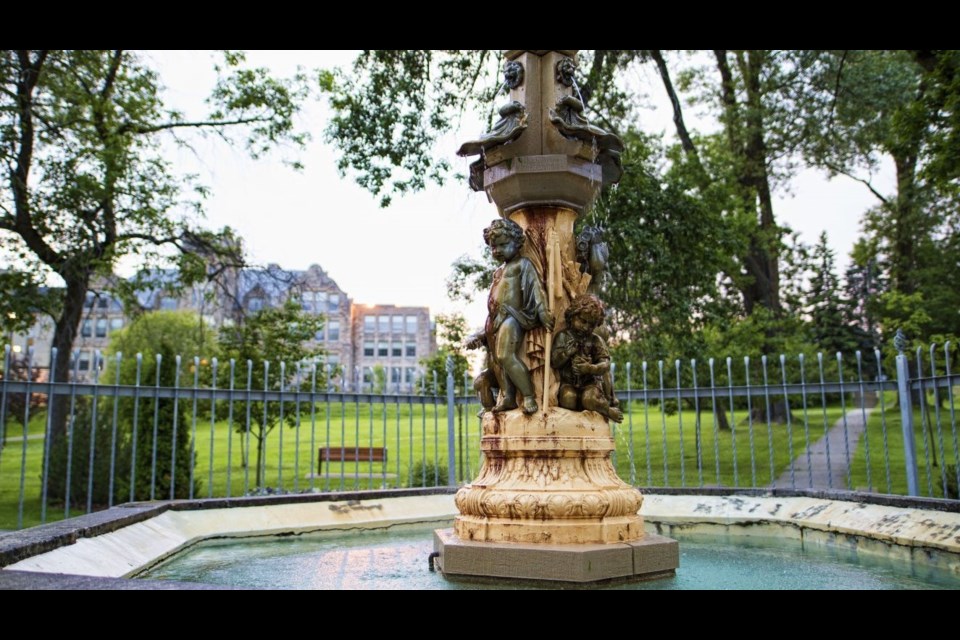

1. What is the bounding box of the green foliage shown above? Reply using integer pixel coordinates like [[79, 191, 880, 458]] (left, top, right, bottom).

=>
[[324, 50, 500, 206], [218, 299, 325, 487], [371, 364, 386, 394], [419, 313, 470, 395], [407, 459, 448, 487], [0, 50, 310, 432], [594, 131, 738, 357], [45, 399, 131, 509]]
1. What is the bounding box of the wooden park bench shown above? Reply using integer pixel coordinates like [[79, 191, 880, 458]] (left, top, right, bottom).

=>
[[317, 446, 388, 474]]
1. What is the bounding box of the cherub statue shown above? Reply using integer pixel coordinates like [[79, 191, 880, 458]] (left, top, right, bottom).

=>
[[550, 294, 622, 422], [467, 219, 554, 415], [576, 226, 609, 297]]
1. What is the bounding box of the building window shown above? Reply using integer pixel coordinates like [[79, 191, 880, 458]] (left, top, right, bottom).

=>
[[363, 367, 374, 385], [160, 296, 178, 311], [315, 329, 325, 342], [248, 297, 263, 312], [405, 343, 416, 358], [109, 318, 123, 332], [328, 293, 339, 312], [326, 354, 340, 366], [81, 320, 92, 338], [405, 367, 416, 384], [392, 315, 404, 333], [406, 315, 418, 334], [363, 341, 375, 357], [78, 352, 90, 372], [95, 318, 108, 338], [327, 320, 340, 341], [378, 315, 390, 333], [97, 297, 108, 309], [391, 341, 402, 357], [391, 366, 402, 385], [377, 341, 388, 357]]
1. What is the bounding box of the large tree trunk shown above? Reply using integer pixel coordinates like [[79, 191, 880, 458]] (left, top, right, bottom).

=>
[[48, 274, 90, 450]]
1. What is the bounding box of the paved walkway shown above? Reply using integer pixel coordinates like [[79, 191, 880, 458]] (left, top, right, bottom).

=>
[[775, 404, 877, 490]]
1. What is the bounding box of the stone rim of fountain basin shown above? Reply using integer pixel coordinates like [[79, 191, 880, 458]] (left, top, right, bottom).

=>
[[1, 488, 958, 589]]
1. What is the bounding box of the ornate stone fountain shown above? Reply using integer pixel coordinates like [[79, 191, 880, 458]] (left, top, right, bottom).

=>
[[434, 50, 679, 583]]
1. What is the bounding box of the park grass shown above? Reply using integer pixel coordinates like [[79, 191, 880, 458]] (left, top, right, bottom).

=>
[[849, 391, 960, 498], [613, 400, 847, 489], [1, 392, 927, 531]]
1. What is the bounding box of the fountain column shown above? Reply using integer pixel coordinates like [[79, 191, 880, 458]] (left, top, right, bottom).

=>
[[435, 50, 678, 582]]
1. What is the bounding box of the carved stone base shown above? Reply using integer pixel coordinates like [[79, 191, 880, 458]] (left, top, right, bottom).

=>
[[435, 528, 679, 583], [453, 407, 643, 544]]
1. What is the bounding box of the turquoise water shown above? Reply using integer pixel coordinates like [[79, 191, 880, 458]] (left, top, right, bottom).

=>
[[139, 526, 960, 589]]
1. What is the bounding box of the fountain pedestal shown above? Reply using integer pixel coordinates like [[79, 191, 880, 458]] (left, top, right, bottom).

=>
[[436, 50, 678, 583]]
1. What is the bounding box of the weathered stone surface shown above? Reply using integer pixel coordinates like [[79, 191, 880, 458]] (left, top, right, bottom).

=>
[[435, 528, 677, 583], [454, 407, 644, 544]]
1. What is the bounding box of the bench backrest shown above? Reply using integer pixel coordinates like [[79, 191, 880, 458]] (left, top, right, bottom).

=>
[[318, 446, 388, 466]]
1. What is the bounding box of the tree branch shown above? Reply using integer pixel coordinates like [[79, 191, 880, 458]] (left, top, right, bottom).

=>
[[119, 116, 276, 136], [11, 50, 62, 269], [650, 50, 698, 157], [824, 162, 890, 205], [826, 50, 848, 132]]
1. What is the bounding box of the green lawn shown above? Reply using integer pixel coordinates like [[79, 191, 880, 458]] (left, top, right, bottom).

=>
[[612, 400, 846, 489], [4, 390, 956, 531], [850, 391, 960, 498]]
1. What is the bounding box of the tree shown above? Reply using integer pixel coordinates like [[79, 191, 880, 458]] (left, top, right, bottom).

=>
[[806, 232, 860, 355], [326, 50, 814, 325], [419, 313, 470, 395], [0, 50, 309, 447], [103, 310, 212, 501], [218, 299, 324, 488], [419, 312, 471, 482], [795, 50, 960, 345]]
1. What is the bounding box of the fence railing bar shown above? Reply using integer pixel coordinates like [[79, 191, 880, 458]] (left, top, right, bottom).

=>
[[108, 352, 122, 508], [836, 353, 853, 491], [226, 359, 236, 498], [17, 348, 35, 528], [278, 362, 286, 492], [40, 347, 58, 523], [744, 357, 756, 488], [627, 362, 636, 486], [916, 348, 935, 497], [170, 355, 182, 501], [762, 356, 775, 487], [643, 362, 652, 486], [875, 349, 892, 494], [856, 351, 873, 493], [243, 360, 253, 496], [149, 354, 161, 502], [929, 345, 949, 498], [709, 359, 720, 487], [817, 352, 836, 489], [799, 354, 813, 490], [85, 350, 102, 515], [780, 355, 796, 490], [945, 342, 960, 496], [188, 357, 199, 500], [261, 362, 270, 491], [675, 360, 685, 488], [208, 358, 218, 499], [726, 358, 738, 488], [0, 346, 10, 463], [658, 361, 668, 486]]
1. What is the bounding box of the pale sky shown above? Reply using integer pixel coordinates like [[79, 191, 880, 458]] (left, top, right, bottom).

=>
[[147, 51, 893, 335]]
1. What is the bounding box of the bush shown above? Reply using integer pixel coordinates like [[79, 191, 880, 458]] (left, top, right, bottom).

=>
[[408, 459, 449, 487]]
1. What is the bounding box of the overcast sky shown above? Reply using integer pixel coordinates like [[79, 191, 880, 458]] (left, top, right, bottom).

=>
[[148, 51, 893, 334]]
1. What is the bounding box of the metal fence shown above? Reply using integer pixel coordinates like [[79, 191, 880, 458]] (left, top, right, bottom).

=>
[[1, 340, 958, 530]]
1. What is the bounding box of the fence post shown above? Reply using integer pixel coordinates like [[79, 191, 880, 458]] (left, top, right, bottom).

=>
[[446, 356, 456, 486], [895, 330, 920, 496]]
